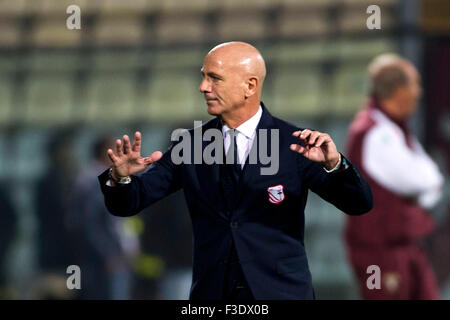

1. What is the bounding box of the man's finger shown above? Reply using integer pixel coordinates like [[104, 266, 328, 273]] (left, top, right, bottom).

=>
[[132, 131, 141, 153], [307, 131, 321, 146], [300, 129, 311, 141], [315, 135, 327, 147], [144, 151, 163, 165], [107, 149, 118, 164], [290, 144, 305, 154], [292, 130, 302, 138], [115, 139, 123, 156], [123, 135, 132, 154]]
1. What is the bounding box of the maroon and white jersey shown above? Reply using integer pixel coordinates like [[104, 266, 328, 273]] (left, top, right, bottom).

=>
[[345, 103, 444, 248]]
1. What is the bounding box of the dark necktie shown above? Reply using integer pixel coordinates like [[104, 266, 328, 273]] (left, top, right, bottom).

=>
[[220, 130, 241, 212], [225, 129, 241, 184]]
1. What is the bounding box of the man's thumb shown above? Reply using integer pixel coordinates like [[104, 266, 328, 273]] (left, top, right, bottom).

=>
[[144, 151, 163, 164]]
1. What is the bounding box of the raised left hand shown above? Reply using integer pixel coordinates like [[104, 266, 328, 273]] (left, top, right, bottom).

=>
[[290, 129, 341, 170]]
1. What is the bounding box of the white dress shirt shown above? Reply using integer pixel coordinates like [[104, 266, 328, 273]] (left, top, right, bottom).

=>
[[222, 106, 263, 169], [362, 108, 444, 209]]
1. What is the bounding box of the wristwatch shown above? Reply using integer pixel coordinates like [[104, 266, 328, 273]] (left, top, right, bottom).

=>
[[108, 168, 132, 185]]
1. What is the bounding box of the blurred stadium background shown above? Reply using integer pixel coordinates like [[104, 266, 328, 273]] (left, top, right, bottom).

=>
[[0, 0, 449, 299]]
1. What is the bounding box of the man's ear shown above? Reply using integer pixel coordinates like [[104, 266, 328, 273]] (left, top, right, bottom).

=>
[[244, 76, 258, 98]]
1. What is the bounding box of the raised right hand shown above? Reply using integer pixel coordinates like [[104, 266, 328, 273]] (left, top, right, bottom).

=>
[[107, 131, 162, 179]]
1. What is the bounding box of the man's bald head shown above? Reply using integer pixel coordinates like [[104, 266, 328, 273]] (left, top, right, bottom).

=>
[[368, 53, 422, 118], [206, 41, 267, 87], [199, 42, 267, 127], [368, 53, 415, 100]]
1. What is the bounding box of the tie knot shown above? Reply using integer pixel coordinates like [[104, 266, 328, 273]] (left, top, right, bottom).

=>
[[226, 129, 239, 139]]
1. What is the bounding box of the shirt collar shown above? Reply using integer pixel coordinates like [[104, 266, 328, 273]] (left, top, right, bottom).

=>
[[222, 105, 263, 139]]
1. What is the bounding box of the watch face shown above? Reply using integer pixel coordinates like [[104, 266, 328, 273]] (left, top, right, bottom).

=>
[[118, 176, 132, 184], [342, 157, 349, 169], [108, 168, 131, 184]]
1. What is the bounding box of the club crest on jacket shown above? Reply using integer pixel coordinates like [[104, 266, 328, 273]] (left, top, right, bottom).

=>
[[267, 185, 285, 204]]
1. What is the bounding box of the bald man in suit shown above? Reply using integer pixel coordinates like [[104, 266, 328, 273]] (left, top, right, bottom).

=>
[[99, 42, 372, 300]]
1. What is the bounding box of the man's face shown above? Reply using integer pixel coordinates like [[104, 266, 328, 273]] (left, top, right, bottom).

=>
[[394, 63, 422, 118], [199, 53, 247, 117]]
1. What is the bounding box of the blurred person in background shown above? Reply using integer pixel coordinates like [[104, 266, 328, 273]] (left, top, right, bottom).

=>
[[345, 54, 444, 299], [33, 132, 79, 298], [136, 123, 194, 299], [428, 207, 450, 298], [135, 189, 193, 299], [0, 184, 18, 299], [71, 136, 140, 299]]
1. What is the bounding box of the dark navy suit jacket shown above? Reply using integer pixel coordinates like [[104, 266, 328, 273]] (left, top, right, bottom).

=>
[[98, 104, 373, 300]]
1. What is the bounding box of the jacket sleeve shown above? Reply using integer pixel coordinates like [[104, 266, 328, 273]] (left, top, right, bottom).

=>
[[300, 154, 373, 215], [98, 143, 182, 217]]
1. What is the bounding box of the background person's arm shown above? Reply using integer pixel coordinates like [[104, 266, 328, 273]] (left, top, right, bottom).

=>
[[363, 124, 444, 207]]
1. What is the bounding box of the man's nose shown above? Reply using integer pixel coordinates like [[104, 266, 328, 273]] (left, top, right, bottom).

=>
[[199, 79, 210, 93]]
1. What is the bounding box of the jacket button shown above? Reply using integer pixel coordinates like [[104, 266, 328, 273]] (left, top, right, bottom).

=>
[[230, 221, 238, 228]]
